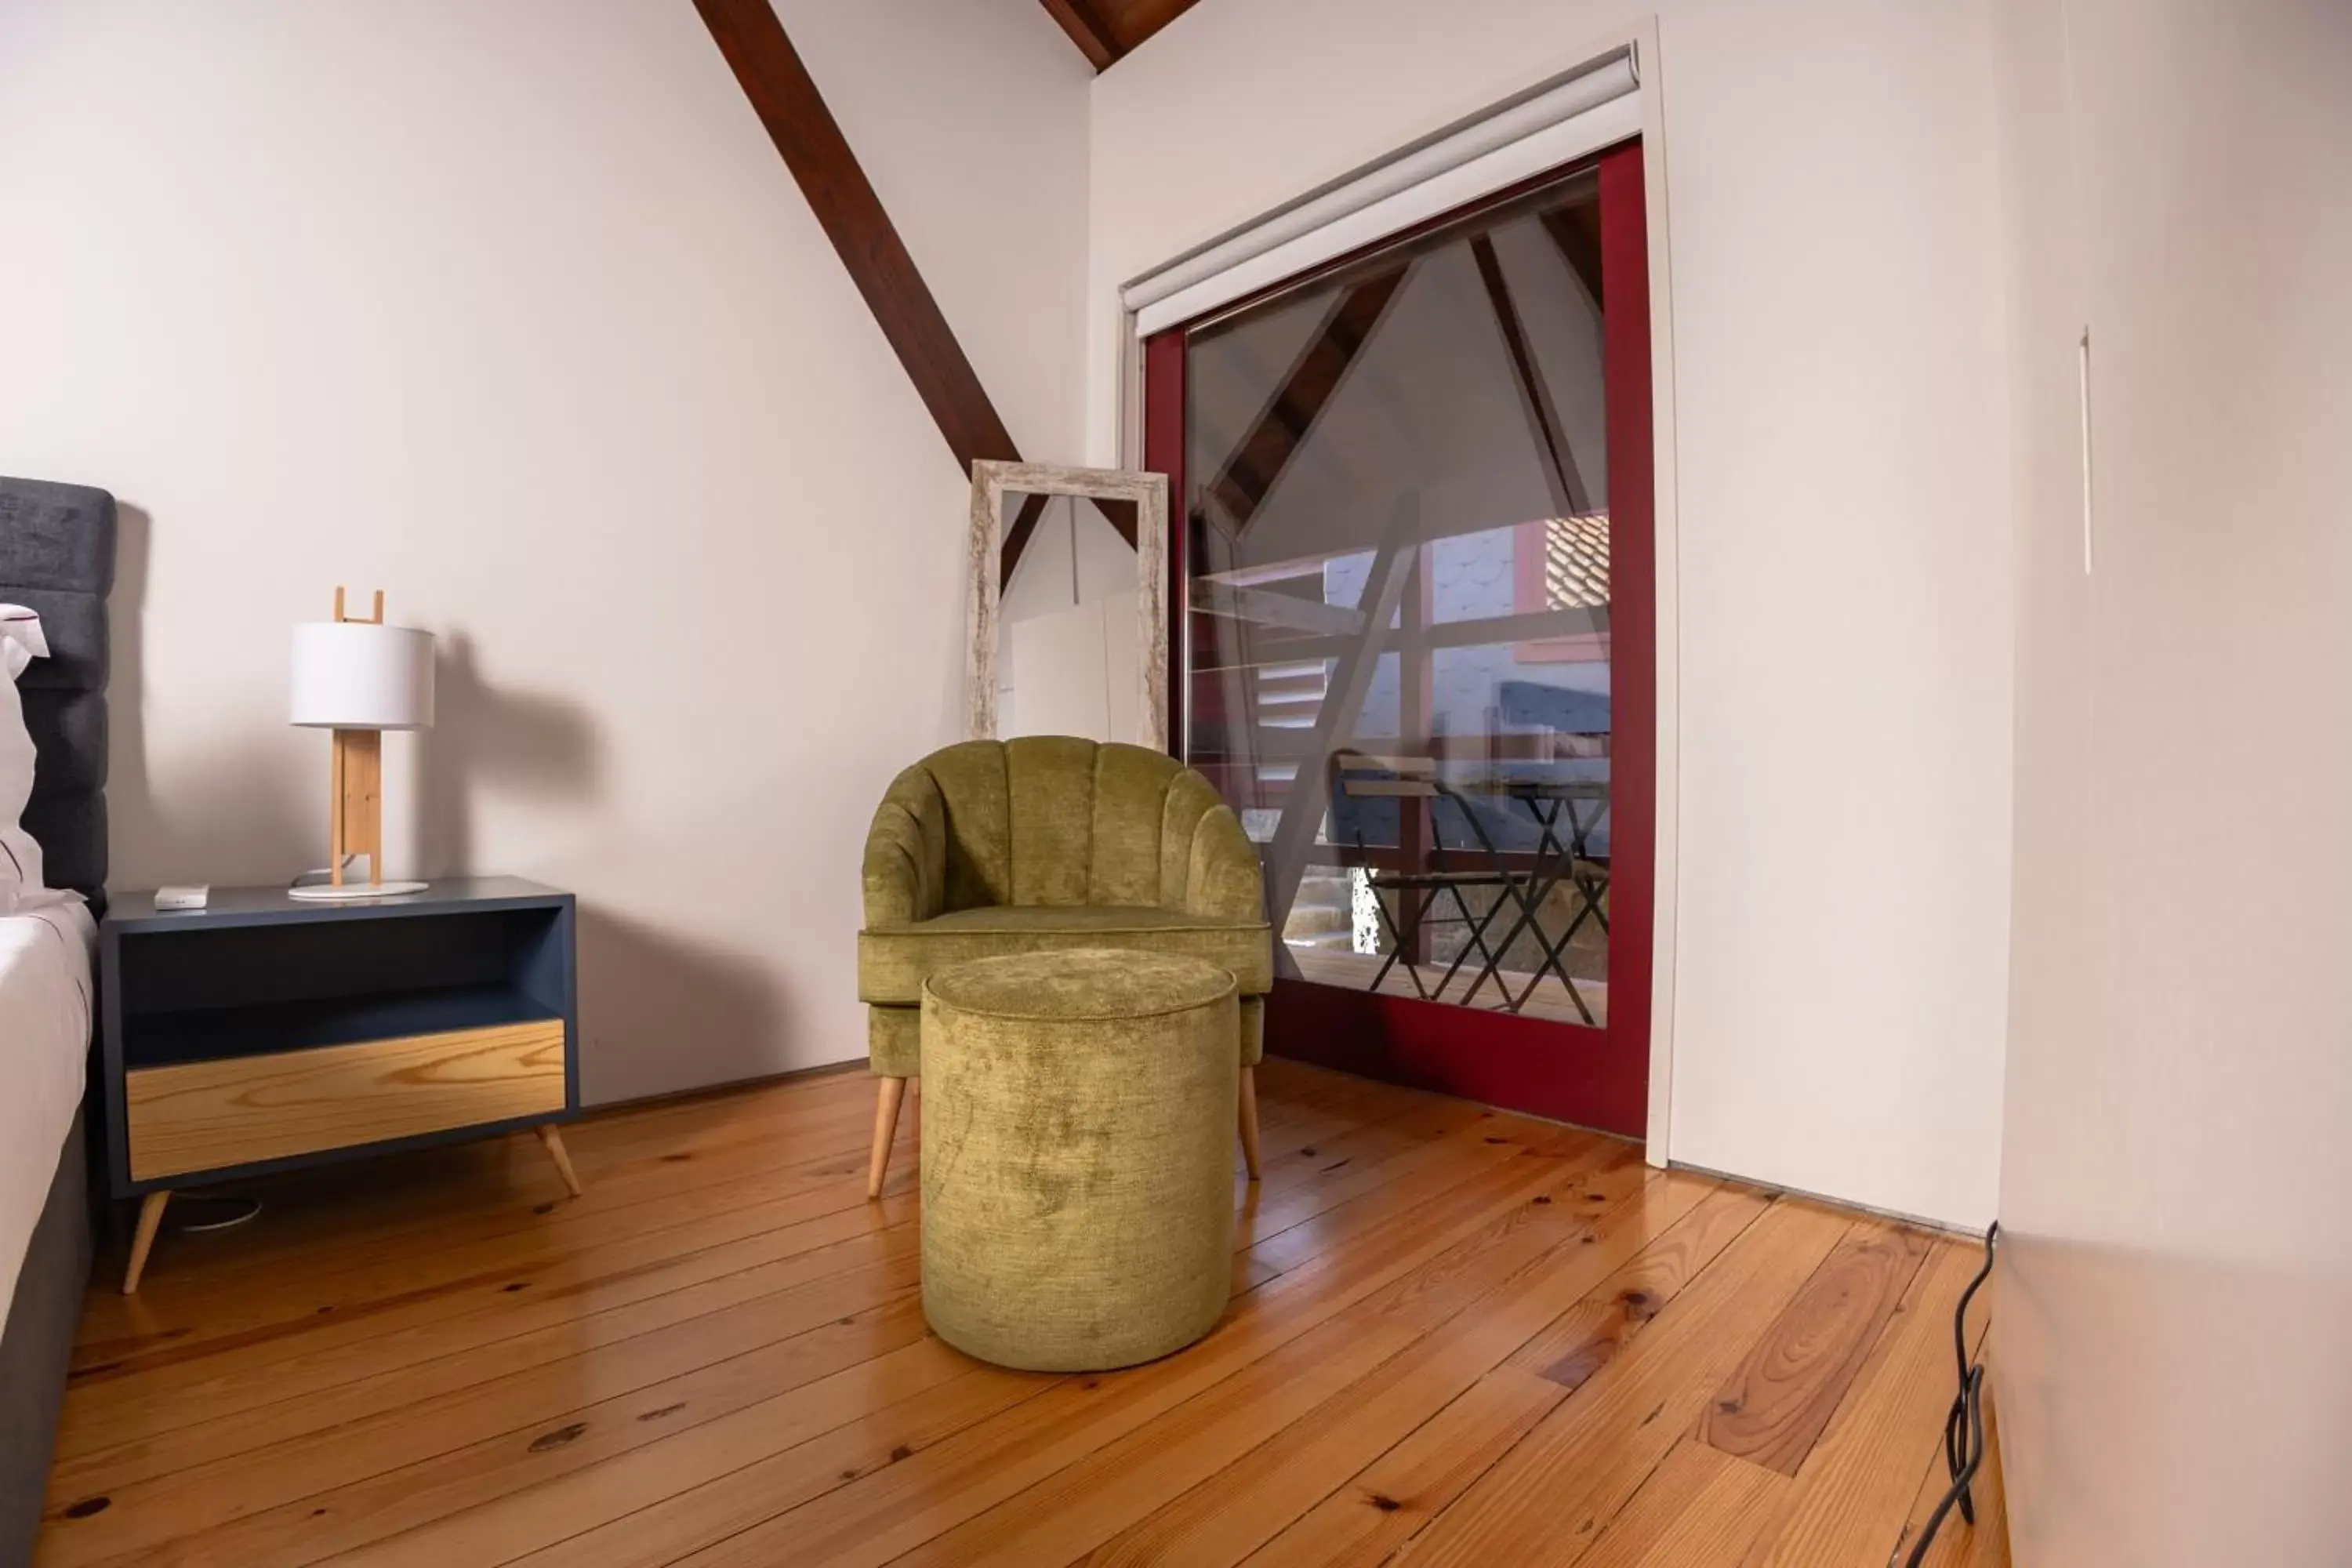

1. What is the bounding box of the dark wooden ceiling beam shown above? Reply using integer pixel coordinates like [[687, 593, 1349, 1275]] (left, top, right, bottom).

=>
[[1040, 0, 1121, 69], [1037, 0, 1206, 72], [1202, 262, 1412, 535], [1541, 205, 1606, 310], [693, 0, 1021, 475], [999, 492, 1140, 592], [1471, 234, 1591, 515], [692, 0, 1130, 590], [1001, 492, 1056, 589]]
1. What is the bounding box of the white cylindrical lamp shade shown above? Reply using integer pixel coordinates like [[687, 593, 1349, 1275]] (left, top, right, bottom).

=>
[[289, 622, 436, 730]]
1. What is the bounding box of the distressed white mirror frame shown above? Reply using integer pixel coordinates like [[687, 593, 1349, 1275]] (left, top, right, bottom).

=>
[[965, 459, 1170, 749]]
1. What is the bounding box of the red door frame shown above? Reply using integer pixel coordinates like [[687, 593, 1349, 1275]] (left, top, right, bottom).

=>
[[1144, 139, 1655, 1138]]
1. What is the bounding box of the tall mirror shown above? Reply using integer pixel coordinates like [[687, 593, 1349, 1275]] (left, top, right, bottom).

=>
[[966, 461, 1169, 749]]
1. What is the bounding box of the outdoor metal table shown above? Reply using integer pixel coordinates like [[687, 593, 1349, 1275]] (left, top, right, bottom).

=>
[[1331, 764, 1608, 1022], [1446, 776, 1611, 1022]]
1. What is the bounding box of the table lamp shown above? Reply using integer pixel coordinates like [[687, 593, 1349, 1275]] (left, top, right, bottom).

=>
[[288, 587, 435, 899]]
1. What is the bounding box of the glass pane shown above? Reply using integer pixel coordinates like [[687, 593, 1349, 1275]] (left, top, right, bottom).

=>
[[1183, 170, 1613, 1026]]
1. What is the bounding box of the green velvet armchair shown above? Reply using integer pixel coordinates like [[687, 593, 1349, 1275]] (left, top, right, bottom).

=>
[[856, 736, 1273, 1196]]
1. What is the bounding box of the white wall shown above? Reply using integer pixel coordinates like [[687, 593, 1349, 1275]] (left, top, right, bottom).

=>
[[1992, 1, 2352, 1560], [1087, 0, 2015, 1224], [0, 0, 1091, 1102]]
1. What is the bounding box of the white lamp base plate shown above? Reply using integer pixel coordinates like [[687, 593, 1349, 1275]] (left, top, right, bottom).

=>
[[288, 880, 431, 902]]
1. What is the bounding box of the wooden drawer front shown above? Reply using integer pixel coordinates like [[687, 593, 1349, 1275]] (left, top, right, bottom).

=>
[[127, 1022, 568, 1182]]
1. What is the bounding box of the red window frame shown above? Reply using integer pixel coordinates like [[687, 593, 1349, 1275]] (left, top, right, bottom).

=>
[[1144, 139, 1655, 1138]]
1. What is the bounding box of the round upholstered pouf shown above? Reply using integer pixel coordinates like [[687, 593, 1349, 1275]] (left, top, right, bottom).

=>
[[919, 947, 1239, 1372]]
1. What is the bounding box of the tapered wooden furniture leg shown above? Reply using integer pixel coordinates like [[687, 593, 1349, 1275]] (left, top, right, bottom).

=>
[[1238, 1065, 1262, 1181], [124, 1190, 171, 1294], [535, 1125, 584, 1197], [869, 1076, 908, 1199]]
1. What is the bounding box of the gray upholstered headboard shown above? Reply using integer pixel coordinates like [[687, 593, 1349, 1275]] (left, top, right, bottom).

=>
[[0, 477, 115, 909]]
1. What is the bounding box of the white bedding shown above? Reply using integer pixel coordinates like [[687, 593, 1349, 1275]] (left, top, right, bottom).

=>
[[0, 898, 94, 1316]]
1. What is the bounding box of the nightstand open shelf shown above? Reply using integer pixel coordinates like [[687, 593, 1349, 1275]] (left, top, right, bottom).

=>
[[100, 877, 579, 1291], [120, 983, 561, 1070]]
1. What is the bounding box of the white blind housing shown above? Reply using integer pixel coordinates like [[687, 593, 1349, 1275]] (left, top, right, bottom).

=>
[[1124, 46, 1640, 336]]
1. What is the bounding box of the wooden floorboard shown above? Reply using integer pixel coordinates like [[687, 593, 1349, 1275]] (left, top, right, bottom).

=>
[[1696, 1218, 1932, 1475], [36, 1061, 2008, 1567]]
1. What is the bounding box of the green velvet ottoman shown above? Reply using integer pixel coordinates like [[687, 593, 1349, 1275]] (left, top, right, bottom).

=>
[[919, 948, 1239, 1372]]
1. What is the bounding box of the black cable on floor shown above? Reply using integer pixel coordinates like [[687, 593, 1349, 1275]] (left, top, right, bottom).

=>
[[1904, 1219, 1998, 1568]]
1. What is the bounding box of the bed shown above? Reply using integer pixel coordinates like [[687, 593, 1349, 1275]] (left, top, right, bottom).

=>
[[0, 477, 114, 1563]]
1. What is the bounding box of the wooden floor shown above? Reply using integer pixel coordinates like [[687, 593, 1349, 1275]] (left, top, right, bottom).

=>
[[38, 1060, 2006, 1567]]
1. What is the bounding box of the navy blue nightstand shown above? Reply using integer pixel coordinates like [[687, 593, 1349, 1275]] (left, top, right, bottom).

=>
[[98, 877, 579, 1291]]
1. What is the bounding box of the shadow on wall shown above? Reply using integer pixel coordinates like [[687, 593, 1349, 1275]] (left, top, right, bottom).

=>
[[410, 638, 779, 1105], [104, 503, 316, 885], [576, 906, 785, 1105], [413, 631, 600, 877]]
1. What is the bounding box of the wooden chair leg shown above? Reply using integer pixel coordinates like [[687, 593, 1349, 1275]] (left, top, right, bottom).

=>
[[1238, 1065, 1262, 1181], [536, 1125, 584, 1198], [868, 1076, 909, 1199], [123, 1190, 170, 1294]]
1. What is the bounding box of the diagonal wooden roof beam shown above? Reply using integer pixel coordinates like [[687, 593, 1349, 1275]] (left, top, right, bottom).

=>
[[693, 0, 1014, 474], [1000, 492, 1138, 592], [1540, 205, 1605, 311], [1001, 492, 1057, 588], [691, 0, 1127, 590], [1202, 261, 1411, 535], [1471, 234, 1591, 516]]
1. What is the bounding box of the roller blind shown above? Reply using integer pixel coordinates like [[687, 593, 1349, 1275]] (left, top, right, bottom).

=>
[[1124, 46, 1640, 336]]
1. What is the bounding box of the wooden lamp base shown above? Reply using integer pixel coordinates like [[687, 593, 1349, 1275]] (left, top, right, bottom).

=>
[[291, 588, 430, 901]]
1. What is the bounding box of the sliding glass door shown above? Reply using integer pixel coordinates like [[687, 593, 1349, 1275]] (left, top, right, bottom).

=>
[[1145, 141, 1654, 1134]]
